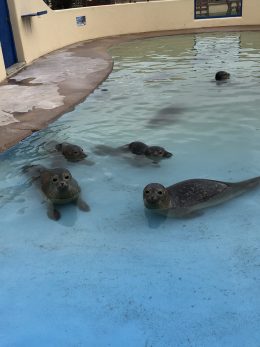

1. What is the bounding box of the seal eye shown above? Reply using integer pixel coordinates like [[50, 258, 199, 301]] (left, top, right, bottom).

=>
[[52, 177, 58, 183], [158, 151, 163, 155], [157, 190, 163, 195], [145, 190, 150, 195], [74, 151, 78, 155], [64, 174, 70, 180]]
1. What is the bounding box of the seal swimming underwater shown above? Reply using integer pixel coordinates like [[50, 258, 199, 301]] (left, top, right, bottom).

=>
[[24, 165, 90, 220], [143, 177, 260, 217], [94, 141, 172, 162]]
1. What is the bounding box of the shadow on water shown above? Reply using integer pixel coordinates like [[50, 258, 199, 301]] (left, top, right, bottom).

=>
[[147, 105, 186, 128], [54, 204, 78, 227], [144, 209, 168, 229]]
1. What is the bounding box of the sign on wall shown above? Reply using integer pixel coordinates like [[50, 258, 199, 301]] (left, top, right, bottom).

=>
[[76, 16, 86, 26]]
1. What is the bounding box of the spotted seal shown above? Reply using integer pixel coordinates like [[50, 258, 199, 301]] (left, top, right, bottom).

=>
[[215, 71, 230, 81], [55, 142, 87, 162], [24, 165, 90, 220], [143, 177, 260, 217], [94, 141, 172, 162]]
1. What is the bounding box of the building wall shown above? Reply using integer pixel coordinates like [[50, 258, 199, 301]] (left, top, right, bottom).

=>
[[5, 0, 260, 65], [0, 45, 7, 83]]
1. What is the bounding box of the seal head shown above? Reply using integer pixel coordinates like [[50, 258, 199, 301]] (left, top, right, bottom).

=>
[[143, 183, 172, 210], [215, 71, 230, 81], [144, 146, 173, 161], [56, 142, 87, 162], [40, 168, 80, 204]]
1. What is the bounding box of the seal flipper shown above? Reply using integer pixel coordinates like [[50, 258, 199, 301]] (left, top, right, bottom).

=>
[[47, 201, 61, 221], [76, 197, 90, 212], [55, 143, 63, 151], [22, 164, 47, 181], [82, 159, 95, 166], [93, 145, 121, 156]]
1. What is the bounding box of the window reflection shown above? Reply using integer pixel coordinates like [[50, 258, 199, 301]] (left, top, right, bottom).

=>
[[195, 0, 242, 19]]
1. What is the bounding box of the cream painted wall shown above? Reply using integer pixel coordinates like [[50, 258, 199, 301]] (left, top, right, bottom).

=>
[[6, 0, 260, 65], [0, 45, 7, 83]]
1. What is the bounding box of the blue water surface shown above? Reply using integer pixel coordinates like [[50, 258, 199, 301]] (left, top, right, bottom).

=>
[[1, 32, 260, 347]]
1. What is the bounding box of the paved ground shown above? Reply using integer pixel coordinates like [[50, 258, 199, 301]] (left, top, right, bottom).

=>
[[0, 38, 116, 152], [1, 26, 259, 152]]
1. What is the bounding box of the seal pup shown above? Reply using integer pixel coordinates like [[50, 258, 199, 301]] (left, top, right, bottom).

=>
[[55, 142, 87, 162], [24, 165, 90, 220], [215, 71, 230, 81], [94, 141, 173, 163], [143, 177, 260, 218]]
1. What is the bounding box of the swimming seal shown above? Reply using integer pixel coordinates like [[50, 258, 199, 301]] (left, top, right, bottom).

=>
[[25, 165, 90, 220], [215, 71, 230, 81], [128, 141, 172, 160], [94, 141, 172, 162], [55, 142, 87, 162], [143, 177, 260, 217]]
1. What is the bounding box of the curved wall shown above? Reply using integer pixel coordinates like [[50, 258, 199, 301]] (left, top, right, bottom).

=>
[[0, 45, 6, 82], [2, 0, 260, 77]]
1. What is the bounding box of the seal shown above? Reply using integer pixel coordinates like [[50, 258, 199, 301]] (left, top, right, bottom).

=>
[[94, 141, 172, 162], [24, 165, 90, 220], [143, 177, 260, 217], [55, 142, 87, 162], [215, 71, 230, 81]]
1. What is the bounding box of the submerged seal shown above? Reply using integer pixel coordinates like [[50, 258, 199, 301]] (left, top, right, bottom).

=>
[[25, 165, 90, 220], [143, 177, 260, 217], [94, 141, 172, 162], [215, 71, 230, 81], [55, 142, 87, 162]]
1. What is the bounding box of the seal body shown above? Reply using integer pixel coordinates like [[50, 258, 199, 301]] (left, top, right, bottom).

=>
[[215, 71, 230, 81], [94, 141, 172, 163], [25, 165, 90, 220], [128, 141, 148, 155], [143, 177, 260, 217], [55, 142, 87, 162], [127, 141, 172, 160]]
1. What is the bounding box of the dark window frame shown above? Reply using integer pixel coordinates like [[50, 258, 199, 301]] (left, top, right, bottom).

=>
[[194, 0, 243, 20]]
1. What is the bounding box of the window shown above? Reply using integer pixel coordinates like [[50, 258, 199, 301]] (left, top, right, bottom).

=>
[[195, 0, 242, 19]]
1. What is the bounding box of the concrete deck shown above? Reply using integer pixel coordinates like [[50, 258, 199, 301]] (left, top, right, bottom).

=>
[[1, 25, 260, 153], [0, 38, 115, 152]]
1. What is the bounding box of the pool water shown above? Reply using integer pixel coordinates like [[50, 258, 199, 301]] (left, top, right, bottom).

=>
[[1, 32, 260, 346]]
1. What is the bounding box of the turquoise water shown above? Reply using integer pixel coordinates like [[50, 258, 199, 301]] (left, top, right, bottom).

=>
[[1, 32, 260, 346]]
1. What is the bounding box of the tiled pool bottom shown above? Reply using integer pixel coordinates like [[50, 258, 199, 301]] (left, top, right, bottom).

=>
[[1, 31, 260, 346]]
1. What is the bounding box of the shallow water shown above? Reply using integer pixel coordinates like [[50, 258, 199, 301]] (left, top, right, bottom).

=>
[[1, 32, 260, 346]]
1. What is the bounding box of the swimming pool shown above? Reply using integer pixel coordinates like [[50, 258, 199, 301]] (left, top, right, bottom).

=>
[[1, 31, 260, 346]]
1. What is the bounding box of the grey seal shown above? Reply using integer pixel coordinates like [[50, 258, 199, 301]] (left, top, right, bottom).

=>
[[215, 71, 230, 81], [143, 177, 260, 217], [24, 165, 90, 220]]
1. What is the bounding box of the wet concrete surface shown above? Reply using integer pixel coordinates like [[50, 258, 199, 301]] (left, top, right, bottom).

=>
[[0, 26, 259, 152]]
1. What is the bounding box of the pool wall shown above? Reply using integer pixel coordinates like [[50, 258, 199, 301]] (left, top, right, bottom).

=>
[[0, 45, 6, 82], [0, 0, 260, 83]]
